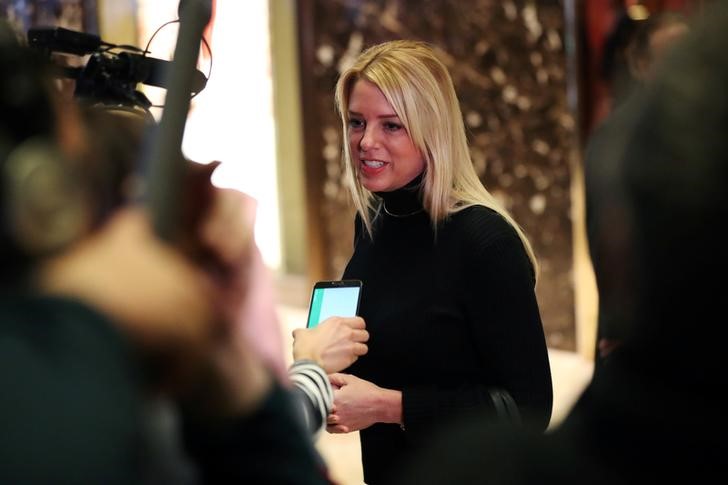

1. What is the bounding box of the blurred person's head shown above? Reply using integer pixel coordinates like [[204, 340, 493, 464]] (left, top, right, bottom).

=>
[[626, 11, 689, 82], [601, 9, 640, 106], [0, 20, 75, 286], [0, 21, 149, 289], [0, 21, 59, 157]]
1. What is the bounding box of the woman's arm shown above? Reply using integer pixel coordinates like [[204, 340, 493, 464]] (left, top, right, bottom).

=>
[[402, 224, 553, 434], [329, 212, 552, 437]]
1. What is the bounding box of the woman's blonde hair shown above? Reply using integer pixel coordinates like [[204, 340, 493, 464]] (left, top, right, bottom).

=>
[[335, 40, 538, 278]]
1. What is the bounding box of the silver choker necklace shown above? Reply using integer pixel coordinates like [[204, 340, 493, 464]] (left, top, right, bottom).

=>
[[382, 201, 424, 218]]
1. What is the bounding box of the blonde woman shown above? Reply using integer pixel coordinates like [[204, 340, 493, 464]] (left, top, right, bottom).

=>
[[328, 40, 553, 484]]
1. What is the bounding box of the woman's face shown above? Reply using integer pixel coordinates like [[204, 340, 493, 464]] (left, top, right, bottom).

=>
[[347, 79, 425, 193]]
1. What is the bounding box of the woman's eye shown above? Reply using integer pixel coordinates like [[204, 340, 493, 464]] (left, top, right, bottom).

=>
[[348, 118, 364, 130], [384, 121, 402, 132]]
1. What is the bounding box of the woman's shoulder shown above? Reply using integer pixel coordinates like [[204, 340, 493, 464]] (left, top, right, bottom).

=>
[[447, 204, 520, 242], [446, 206, 533, 275]]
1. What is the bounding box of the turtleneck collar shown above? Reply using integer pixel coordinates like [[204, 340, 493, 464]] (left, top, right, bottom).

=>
[[375, 172, 425, 216]]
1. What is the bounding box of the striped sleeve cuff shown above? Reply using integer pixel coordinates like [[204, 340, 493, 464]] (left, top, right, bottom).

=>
[[289, 360, 334, 436]]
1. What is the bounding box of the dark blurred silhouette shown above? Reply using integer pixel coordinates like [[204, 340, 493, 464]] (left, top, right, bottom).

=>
[[624, 11, 689, 84], [584, 10, 689, 370], [0, 20, 330, 485], [389, 2, 727, 483]]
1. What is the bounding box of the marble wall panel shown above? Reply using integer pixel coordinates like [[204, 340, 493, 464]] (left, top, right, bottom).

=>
[[1, 0, 96, 34], [298, 0, 577, 350]]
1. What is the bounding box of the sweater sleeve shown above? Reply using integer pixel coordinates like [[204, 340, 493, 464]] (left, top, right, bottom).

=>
[[289, 360, 334, 437], [401, 215, 553, 435], [182, 382, 332, 484]]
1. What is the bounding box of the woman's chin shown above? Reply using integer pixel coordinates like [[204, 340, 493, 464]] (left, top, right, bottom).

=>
[[359, 175, 386, 193]]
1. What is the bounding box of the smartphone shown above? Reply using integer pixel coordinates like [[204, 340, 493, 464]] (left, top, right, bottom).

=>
[[306, 280, 363, 328]]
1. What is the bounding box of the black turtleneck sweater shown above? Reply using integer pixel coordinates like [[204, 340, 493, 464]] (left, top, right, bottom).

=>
[[342, 178, 553, 484]]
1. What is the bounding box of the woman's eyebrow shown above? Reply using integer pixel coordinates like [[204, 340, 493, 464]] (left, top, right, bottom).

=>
[[348, 110, 399, 119]]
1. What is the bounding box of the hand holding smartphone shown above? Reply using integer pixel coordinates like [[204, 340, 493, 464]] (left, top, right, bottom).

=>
[[306, 280, 362, 328]]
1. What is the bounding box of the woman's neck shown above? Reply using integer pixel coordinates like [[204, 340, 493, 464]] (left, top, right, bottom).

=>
[[375, 173, 424, 217]]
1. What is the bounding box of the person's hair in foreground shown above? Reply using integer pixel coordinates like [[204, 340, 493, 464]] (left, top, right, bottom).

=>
[[0, 23, 59, 286], [335, 40, 538, 277], [626, 10, 688, 81]]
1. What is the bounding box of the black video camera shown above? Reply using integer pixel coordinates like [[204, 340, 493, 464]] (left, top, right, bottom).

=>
[[27, 27, 207, 112]]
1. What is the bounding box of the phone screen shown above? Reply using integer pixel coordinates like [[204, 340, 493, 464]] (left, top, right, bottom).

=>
[[306, 280, 362, 328]]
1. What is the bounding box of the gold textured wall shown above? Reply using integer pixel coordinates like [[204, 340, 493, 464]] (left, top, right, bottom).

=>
[[297, 0, 577, 350]]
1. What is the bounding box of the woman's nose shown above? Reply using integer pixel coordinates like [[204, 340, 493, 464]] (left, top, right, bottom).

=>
[[359, 127, 377, 151]]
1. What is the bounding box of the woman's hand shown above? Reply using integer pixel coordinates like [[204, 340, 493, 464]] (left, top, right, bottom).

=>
[[327, 373, 402, 433]]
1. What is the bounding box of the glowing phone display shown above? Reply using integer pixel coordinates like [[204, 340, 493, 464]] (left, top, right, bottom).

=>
[[306, 280, 362, 328]]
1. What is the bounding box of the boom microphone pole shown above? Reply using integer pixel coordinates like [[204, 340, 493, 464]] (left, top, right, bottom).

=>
[[143, 0, 213, 241]]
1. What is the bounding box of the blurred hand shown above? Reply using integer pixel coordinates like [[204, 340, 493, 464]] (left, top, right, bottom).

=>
[[200, 188, 288, 381], [38, 182, 287, 411], [38, 206, 216, 354], [182, 186, 282, 412], [292, 316, 369, 373], [198, 186, 253, 277]]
